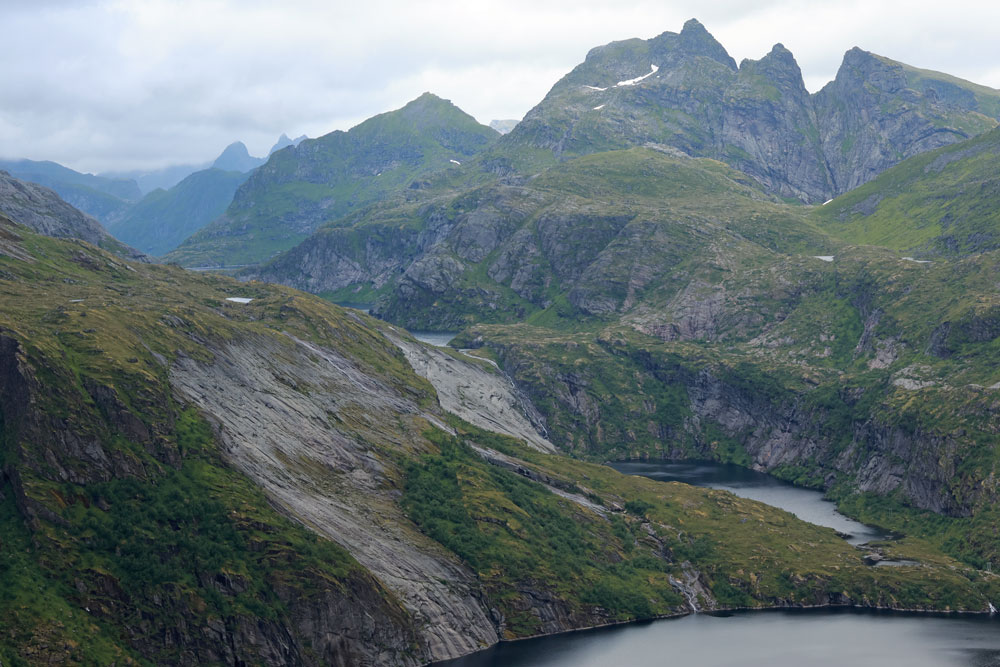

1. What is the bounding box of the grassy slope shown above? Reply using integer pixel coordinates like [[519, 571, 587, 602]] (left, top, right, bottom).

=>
[[108, 168, 250, 257], [165, 94, 499, 268], [812, 126, 1000, 254], [2, 222, 996, 661]]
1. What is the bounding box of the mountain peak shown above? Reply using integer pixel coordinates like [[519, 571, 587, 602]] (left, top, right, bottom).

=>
[[213, 141, 265, 172], [680, 18, 706, 34], [675, 18, 737, 70]]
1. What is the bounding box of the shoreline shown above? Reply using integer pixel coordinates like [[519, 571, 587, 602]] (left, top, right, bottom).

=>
[[426, 600, 998, 665]]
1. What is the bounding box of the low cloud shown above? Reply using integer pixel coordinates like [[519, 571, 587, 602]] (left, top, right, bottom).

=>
[[1, 0, 997, 173]]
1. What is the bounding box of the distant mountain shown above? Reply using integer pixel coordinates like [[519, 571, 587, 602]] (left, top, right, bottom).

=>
[[488, 119, 519, 134], [496, 19, 1000, 202], [166, 93, 500, 267], [105, 162, 211, 196], [107, 168, 252, 257], [211, 141, 266, 173], [103, 134, 304, 195], [268, 133, 308, 155], [0, 158, 139, 223], [0, 170, 145, 260]]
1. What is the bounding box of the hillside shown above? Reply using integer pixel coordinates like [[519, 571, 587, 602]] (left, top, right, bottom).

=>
[[0, 158, 140, 224], [813, 125, 1000, 256], [108, 168, 251, 257], [253, 146, 832, 328], [3, 219, 996, 663], [0, 170, 145, 261], [165, 93, 500, 268]]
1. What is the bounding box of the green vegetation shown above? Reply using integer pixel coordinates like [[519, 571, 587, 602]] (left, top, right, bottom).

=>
[[166, 93, 500, 268], [813, 126, 1000, 255], [108, 168, 250, 257]]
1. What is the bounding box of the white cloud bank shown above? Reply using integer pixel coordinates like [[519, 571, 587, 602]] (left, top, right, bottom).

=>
[[1, 0, 998, 173]]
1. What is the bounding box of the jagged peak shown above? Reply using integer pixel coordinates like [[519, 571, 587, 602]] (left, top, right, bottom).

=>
[[680, 18, 707, 34], [676, 18, 737, 70]]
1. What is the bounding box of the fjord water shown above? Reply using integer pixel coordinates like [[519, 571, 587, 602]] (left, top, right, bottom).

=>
[[610, 460, 891, 544], [436, 609, 1000, 666]]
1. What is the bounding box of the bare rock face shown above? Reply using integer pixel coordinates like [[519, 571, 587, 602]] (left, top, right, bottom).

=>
[[391, 334, 555, 452], [169, 333, 500, 663], [0, 171, 146, 261], [814, 48, 995, 194], [501, 20, 999, 202]]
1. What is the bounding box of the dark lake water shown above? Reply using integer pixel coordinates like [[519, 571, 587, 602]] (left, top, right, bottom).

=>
[[436, 609, 1000, 666], [332, 302, 458, 347], [610, 460, 891, 545], [409, 331, 459, 347], [434, 460, 999, 666]]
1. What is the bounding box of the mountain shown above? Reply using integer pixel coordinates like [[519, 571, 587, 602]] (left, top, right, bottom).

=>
[[0, 158, 140, 223], [268, 132, 308, 155], [165, 93, 501, 268], [251, 146, 826, 323], [0, 170, 145, 260], [2, 218, 994, 664], [107, 168, 252, 257], [813, 124, 1000, 256], [211, 140, 267, 172], [489, 119, 519, 134], [252, 118, 1000, 579], [103, 134, 302, 195], [103, 162, 210, 196], [496, 19, 1000, 202]]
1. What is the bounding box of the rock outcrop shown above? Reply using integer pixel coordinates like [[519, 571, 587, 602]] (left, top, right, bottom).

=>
[[0, 170, 146, 260]]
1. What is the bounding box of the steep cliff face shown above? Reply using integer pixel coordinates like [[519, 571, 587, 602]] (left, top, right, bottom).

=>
[[813, 48, 998, 194], [498, 20, 999, 202], [464, 243, 1000, 530]]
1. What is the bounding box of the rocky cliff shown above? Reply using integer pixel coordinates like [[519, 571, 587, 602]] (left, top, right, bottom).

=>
[[498, 19, 1000, 202], [0, 170, 146, 260]]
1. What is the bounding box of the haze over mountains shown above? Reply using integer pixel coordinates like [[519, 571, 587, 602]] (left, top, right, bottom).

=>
[[3, 17, 1000, 667]]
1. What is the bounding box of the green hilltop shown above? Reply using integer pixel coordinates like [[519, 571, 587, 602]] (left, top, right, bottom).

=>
[[164, 93, 500, 268]]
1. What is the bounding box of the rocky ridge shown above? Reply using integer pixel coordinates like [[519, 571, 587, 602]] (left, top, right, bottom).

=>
[[499, 19, 1000, 202]]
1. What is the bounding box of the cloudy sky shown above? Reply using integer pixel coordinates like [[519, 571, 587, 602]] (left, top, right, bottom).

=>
[[3, 0, 999, 174]]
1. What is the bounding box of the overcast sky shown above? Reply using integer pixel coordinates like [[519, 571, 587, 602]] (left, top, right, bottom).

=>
[[2, 0, 999, 174]]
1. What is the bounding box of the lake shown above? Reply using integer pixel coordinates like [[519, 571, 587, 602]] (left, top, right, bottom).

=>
[[435, 608, 1000, 666], [609, 460, 891, 545], [433, 460, 999, 666]]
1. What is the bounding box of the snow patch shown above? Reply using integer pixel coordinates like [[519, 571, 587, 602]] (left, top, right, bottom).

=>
[[902, 257, 933, 264], [593, 104, 605, 110], [584, 85, 608, 91], [449, 159, 461, 165], [69, 298, 85, 303], [812, 255, 834, 262], [822, 199, 834, 205], [616, 64, 658, 87], [225, 297, 253, 304]]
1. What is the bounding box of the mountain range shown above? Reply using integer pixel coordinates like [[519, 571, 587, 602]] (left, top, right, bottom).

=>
[[2, 17, 1000, 666]]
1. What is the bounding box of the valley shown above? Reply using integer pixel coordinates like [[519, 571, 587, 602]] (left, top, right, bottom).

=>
[[1, 13, 999, 666]]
